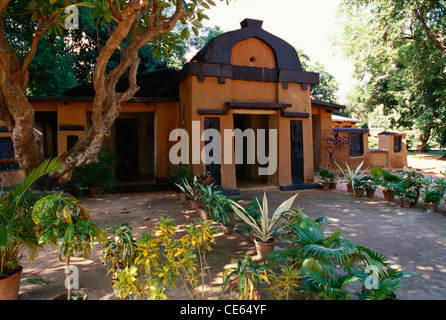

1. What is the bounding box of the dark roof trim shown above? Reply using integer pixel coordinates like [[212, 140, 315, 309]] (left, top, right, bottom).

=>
[[27, 96, 178, 104], [225, 101, 291, 110], [182, 62, 319, 85], [281, 111, 310, 118], [333, 127, 369, 134], [378, 130, 406, 136], [311, 99, 346, 110]]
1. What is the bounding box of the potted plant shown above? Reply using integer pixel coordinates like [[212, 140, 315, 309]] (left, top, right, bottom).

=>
[[221, 253, 270, 300], [370, 167, 402, 202], [421, 176, 444, 213], [0, 157, 64, 300], [168, 165, 190, 203], [398, 171, 424, 206], [69, 149, 121, 198], [362, 175, 378, 197], [395, 180, 418, 208], [177, 176, 202, 209], [422, 189, 442, 213], [336, 161, 367, 193], [352, 177, 366, 197], [229, 193, 297, 259], [32, 192, 107, 300], [316, 166, 337, 190]]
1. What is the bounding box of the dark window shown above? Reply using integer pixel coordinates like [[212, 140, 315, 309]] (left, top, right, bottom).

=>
[[348, 133, 364, 157], [0, 137, 14, 159], [394, 135, 402, 153]]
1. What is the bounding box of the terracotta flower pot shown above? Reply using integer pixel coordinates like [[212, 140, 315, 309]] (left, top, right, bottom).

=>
[[347, 183, 353, 193], [197, 208, 211, 221], [400, 199, 412, 208], [330, 182, 337, 190], [354, 189, 364, 197], [190, 200, 200, 209], [180, 192, 189, 204], [322, 182, 331, 190], [221, 222, 235, 235], [366, 188, 376, 198], [383, 190, 395, 202], [0, 266, 23, 300], [254, 238, 277, 260], [424, 202, 438, 213], [88, 186, 104, 198]]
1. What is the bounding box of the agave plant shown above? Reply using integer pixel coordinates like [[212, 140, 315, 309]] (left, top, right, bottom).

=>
[[336, 161, 368, 190], [229, 193, 297, 243], [0, 157, 64, 279]]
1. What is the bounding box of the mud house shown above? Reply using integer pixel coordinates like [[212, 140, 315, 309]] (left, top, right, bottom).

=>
[[0, 18, 407, 194]]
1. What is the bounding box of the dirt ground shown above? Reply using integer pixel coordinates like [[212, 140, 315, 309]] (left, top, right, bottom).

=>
[[17, 154, 446, 301]]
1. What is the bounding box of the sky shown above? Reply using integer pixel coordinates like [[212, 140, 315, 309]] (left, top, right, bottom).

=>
[[201, 0, 355, 104]]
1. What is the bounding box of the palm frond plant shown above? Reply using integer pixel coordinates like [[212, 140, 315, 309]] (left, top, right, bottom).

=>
[[32, 192, 107, 300], [229, 193, 297, 259], [336, 161, 367, 192], [316, 166, 337, 190], [348, 246, 412, 300], [0, 157, 64, 299]]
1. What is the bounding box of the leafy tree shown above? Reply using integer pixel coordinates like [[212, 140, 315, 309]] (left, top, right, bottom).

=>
[[297, 48, 340, 104], [0, 0, 230, 175], [335, 0, 446, 153]]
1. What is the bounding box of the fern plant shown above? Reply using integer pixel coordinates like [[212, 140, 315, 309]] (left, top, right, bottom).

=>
[[0, 157, 64, 278]]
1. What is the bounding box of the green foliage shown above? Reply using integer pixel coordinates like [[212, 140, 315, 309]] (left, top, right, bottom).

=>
[[370, 167, 403, 192], [102, 223, 135, 280], [336, 161, 367, 188], [168, 165, 190, 186], [198, 184, 233, 226], [109, 218, 217, 300], [230, 193, 297, 243], [32, 192, 107, 261], [336, 0, 446, 152], [69, 149, 123, 190], [296, 48, 340, 103], [221, 253, 270, 300], [265, 209, 411, 300], [316, 166, 337, 183], [0, 157, 64, 277]]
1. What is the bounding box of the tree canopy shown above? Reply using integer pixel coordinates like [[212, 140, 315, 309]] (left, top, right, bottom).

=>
[[0, 0, 230, 174], [336, 0, 446, 152]]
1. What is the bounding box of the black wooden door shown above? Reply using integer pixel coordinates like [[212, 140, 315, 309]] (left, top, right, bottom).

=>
[[290, 120, 304, 184], [204, 117, 221, 185]]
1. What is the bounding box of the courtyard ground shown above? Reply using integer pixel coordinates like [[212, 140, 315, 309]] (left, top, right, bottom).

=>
[[17, 152, 446, 300]]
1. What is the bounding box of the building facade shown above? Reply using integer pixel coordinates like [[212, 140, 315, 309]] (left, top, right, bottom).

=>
[[0, 19, 407, 193]]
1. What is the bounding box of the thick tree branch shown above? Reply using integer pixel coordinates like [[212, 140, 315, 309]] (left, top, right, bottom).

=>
[[416, 0, 446, 54]]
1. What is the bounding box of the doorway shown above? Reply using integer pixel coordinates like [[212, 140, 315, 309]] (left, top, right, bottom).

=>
[[115, 119, 140, 180], [233, 114, 269, 188]]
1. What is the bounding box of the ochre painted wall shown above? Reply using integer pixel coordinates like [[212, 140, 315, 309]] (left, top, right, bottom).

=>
[[231, 37, 276, 69]]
